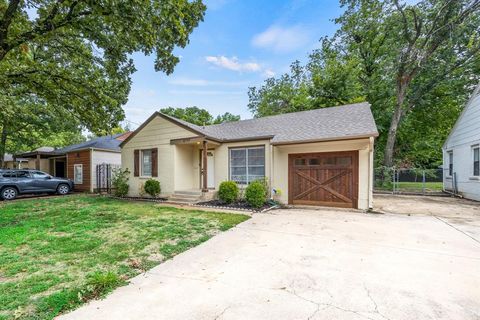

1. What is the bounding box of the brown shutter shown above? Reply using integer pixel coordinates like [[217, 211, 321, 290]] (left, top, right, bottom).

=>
[[151, 148, 158, 177], [134, 149, 139, 177]]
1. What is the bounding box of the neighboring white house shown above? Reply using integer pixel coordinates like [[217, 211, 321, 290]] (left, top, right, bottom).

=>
[[443, 83, 480, 201]]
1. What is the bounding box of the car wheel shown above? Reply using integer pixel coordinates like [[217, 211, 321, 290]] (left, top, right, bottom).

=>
[[1, 187, 18, 200], [57, 184, 70, 195]]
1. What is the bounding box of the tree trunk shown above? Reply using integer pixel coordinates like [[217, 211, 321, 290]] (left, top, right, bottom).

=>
[[0, 122, 7, 168], [383, 81, 408, 168]]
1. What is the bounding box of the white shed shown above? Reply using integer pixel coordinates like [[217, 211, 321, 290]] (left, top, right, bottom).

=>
[[443, 83, 480, 201]]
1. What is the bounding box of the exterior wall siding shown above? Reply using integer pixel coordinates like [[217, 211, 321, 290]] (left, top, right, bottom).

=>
[[443, 86, 480, 201], [91, 150, 122, 191], [121, 116, 198, 196], [67, 150, 91, 192]]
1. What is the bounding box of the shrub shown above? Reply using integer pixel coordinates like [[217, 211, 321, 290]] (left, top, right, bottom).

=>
[[112, 168, 130, 197], [144, 179, 161, 197], [218, 181, 239, 204], [245, 180, 267, 208]]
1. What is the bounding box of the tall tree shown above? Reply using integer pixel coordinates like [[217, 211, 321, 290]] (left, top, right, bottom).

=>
[[160, 106, 241, 126], [0, 0, 206, 166], [336, 0, 480, 167]]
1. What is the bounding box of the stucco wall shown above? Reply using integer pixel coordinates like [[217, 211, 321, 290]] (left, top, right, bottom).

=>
[[272, 138, 373, 210], [121, 116, 197, 196]]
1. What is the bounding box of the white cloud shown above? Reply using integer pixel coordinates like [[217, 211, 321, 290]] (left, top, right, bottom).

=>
[[263, 69, 276, 78], [205, 56, 261, 72], [252, 25, 310, 53], [169, 77, 249, 87]]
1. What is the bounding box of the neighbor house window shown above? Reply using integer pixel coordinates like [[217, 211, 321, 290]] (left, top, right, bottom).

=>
[[141, 149, 152, 176], [74, 164, 83, 184], [229, 146, 265, 184], [473, 146, 479, 176], [448, 151, 453, 177]]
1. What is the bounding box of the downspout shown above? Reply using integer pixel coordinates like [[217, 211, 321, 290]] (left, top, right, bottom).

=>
[[368, 137, 374, 209], [270, 143, 274, 199]]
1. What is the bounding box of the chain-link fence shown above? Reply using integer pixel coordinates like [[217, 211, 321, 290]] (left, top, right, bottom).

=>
[[374, 167, 444, 195]]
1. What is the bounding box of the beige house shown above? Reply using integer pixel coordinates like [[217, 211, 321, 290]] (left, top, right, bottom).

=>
[[120, 102, 378, 209]]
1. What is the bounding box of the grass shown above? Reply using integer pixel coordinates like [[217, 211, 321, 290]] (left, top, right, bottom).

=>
[[0, 195, 250, 320], [375, 181, 443, 192]]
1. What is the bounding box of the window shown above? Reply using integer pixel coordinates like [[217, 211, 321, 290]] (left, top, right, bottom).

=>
[[229, 146, 265, 184], [74, 164, 83, 184], [473, 146, 479, 177], [448, 151, 453, 176], [141, 150, 152, 176], [1, 171, 15, 178], [16, 171, 30, 178], [32, 171, 48, 179]]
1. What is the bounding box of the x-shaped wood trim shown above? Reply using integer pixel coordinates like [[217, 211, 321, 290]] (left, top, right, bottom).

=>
[[294, 169, 352, 203]]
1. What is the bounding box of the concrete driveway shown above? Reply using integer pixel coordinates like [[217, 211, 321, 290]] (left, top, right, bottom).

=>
[[59, 206, 480, 320]]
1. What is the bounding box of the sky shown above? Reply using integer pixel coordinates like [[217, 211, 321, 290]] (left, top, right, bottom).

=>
[[123, 0, 344, 129]]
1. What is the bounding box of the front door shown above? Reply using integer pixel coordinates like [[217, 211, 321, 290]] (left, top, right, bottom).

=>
[[288, 151, 359, 208], [200, 150, 215, 189]]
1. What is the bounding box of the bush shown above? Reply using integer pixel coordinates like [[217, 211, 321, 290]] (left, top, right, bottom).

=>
[[144, 179, 161, 197], [245, 180, 267, 208], [112, 168, 130, 197], [218, 181, 239, 204]]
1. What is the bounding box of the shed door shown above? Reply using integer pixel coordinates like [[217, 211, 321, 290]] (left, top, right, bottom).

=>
[[288, 151, 358, 208]]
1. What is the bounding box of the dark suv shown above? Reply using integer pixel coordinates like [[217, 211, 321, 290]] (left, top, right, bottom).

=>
[[0, 169, 74, 200]]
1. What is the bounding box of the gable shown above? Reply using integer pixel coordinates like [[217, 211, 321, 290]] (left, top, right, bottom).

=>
[[445, 84, 480, 149], [121, 114, 199, 149]]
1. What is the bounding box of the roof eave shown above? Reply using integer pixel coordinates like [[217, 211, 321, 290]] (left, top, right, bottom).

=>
[[271, 133, 379, 146]]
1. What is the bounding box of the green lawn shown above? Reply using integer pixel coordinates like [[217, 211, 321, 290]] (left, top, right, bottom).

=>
[[375, 181, 443, 192], [0, 195, 249, 320]]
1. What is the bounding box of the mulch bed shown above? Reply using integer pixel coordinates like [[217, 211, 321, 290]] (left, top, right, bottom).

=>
[[195, 199, 279, 212]]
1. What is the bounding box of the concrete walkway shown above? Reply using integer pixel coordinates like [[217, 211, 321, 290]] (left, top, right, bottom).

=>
[[58, 208, 480, 320]]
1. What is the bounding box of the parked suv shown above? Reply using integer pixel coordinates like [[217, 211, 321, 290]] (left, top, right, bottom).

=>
[[0, 169, 74, 200]]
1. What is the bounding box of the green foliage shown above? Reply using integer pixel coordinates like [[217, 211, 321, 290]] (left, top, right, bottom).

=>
[[160, 106, 241, 126], [248, 1, 480, 168], [218, 181, 239, 204], [112, 168, 130, 197], [245, 180, 267, 208], [0, 0, 207, 164], [144, 179, 161, 197]]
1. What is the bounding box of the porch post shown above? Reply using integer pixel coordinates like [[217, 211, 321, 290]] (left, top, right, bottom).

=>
[[35, 153, 40, 170], [202, 140, 208, 192]]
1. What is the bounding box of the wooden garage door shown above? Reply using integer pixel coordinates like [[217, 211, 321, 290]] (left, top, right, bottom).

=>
[[288, 151, 359, 208]]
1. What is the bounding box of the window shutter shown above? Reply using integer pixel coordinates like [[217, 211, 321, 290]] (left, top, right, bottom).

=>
[[134, 149, 139, 177], [151, 148, 158, 177]]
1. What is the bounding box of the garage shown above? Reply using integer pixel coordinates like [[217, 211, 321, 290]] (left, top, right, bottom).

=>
[[288, 151, 359, 208]]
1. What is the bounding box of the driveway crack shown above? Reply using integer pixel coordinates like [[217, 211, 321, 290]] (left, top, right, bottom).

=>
[[434, 216, 480, 246]]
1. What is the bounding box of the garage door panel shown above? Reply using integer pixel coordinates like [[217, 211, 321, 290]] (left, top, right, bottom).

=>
[[288, 151, 358, 208]]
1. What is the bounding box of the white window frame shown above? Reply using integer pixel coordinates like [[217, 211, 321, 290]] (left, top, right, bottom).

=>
[[472, 145, 480, 177], [229, 146, 265, 185], [141, 149, 152, 177], [447, 151, 453, 177], [74, 164, 83, 184]]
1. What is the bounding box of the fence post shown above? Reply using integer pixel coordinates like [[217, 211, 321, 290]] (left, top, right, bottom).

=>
[[422, 170, 426, 195], [392, 168, 396, 194]]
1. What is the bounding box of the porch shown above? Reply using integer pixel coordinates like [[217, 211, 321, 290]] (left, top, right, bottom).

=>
[[171, 137, 219, 201]]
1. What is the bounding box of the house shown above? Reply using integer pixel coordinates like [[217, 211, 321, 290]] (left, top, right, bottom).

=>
[[1, 153, 29, 169], [443, 83, 480, 201], [15, 132, 131, 192], [120, 102, 378, 209]]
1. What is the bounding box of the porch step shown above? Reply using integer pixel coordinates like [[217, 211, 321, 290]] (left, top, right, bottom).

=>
[[168, 190, 204, 204], [173, 190, 203, 196]]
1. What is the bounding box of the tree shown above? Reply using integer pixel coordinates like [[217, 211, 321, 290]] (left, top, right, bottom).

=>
[[336, 0, 480, 167], [0, 0, 206, 166], [160, 106, 241, 126], [248, 0, 480, 168]]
